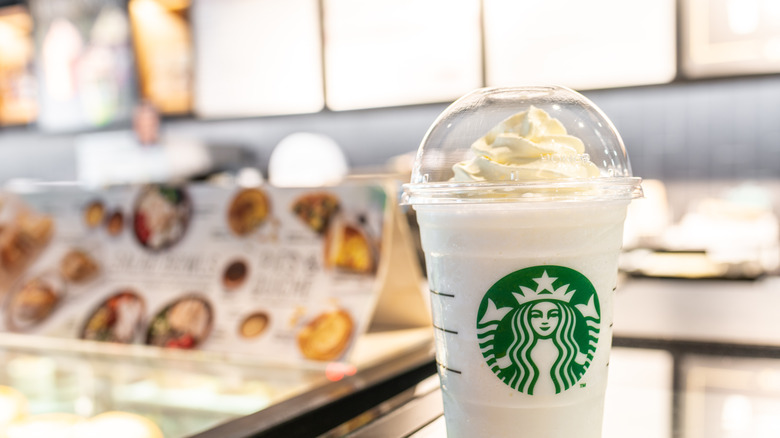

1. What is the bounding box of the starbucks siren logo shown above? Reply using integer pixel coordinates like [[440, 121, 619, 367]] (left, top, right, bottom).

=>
[[477, 265, 600, 395]]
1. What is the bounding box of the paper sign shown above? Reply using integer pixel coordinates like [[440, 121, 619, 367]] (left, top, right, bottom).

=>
[[0, 181, 428, 366]]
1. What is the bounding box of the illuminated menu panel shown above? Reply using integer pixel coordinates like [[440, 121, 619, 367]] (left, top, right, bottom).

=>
[[682, 0, 780, 78], [129, 0, 193, 115], [29, 0, 137, 131], [323, 0, 482, 110], [193, 0, 323, 118], [0, 6, 36, 126], [483, 0, 676, 90]]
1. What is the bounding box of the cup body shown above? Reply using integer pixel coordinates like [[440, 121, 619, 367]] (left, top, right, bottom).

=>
[[415, 199, 629, 438]]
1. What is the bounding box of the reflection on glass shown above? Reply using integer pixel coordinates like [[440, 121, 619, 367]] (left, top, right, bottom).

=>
[[269, 133, 348, 187]]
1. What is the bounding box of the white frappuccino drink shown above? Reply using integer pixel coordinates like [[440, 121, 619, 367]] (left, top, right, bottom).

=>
[[403, 87, 642, 438], [418, 200, 627, 437]]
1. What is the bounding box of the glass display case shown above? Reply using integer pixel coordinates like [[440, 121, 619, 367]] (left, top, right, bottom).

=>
[[0, 328, 434, 437]]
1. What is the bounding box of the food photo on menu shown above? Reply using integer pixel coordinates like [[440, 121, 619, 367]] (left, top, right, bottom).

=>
[[296, 308, 355, 362], [81, 290, 145, 344], [238, 311, 270, 339], [5, 272, 63, 332], [221, 258, 250, 291], [132, 184, 192, 251], [59, 248, 100, 284], [227, 187, 271, 236], [323, 214, 378, 275], [291, 191, 341, 234], [146, 295, 213, 349], [0, 200, 55, 287], [288, 189, 381, 276]]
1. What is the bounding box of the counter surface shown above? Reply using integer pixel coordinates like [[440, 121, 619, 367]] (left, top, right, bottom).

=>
[[321, 276, 780, 438], [614, 276, 780, 346], [1, 276, 777, 437]]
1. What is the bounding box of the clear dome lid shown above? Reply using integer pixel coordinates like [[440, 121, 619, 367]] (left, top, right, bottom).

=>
[[402, 86, 642, 204]]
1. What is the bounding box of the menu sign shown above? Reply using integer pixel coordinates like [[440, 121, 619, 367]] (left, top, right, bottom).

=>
[[0, 181, 424, 366], [29, 0, 136, 131]]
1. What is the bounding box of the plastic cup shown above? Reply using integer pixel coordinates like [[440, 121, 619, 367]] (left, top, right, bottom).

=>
[[402, 86, 642, 438]]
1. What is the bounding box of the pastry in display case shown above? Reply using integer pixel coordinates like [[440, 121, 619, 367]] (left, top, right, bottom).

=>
[[73, 411, 164, 438], [0, 385, 27, 428], [5, 413, 86, 438]]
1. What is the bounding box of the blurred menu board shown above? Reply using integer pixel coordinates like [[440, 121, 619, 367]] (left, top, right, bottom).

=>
[[322, 0, 482, 110], [29, 0, 136, 131], [0, 6, 37, 126], [483, 0, 676, 90], [0, 182, 423, 366], [192, 0, 323, 118], [682, 0, 780, 78], [129, 0, 193, 115]]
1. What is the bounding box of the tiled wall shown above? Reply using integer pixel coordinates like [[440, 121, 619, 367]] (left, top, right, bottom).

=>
[[1, 75, 779, 183], [587, 76, 780, 180]]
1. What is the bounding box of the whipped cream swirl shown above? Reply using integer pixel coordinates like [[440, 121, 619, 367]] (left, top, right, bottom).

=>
[[452, 106, 600, 182]]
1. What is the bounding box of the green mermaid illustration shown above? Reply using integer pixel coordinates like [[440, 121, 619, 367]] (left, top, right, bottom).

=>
[[477, 266, 600, 395]]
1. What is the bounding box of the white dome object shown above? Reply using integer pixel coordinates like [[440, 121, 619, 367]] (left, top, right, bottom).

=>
[[268, 133, 348, 187], [236, 167, 264, 187]]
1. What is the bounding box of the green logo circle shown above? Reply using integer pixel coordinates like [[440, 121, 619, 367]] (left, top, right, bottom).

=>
[[476, 265, 600, 395]]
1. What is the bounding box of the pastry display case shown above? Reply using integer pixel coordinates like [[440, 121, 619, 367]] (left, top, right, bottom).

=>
[[0, 328, 434, 437]]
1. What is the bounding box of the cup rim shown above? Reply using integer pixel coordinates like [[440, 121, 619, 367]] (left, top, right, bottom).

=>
[[401, 177, 643, 205]]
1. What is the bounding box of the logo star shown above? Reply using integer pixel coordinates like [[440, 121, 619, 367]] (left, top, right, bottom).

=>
[[533, 270, 557, 293]]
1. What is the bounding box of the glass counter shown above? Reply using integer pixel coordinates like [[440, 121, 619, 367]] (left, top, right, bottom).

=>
[[0, 328, 434, 437]]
